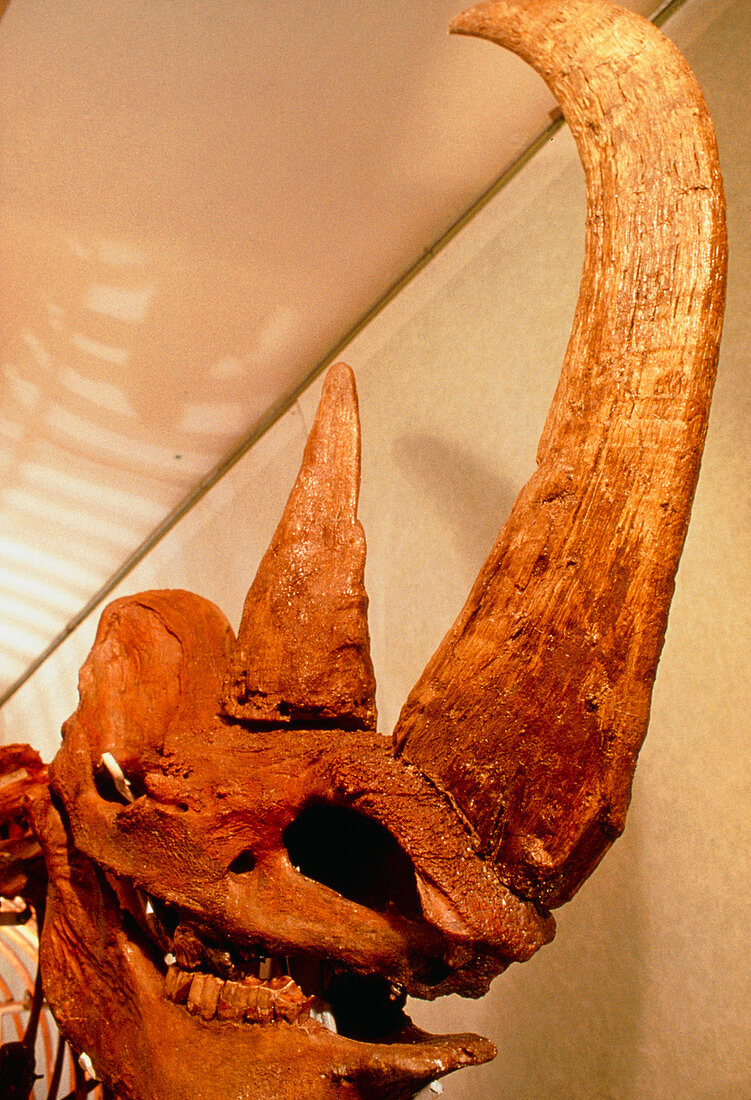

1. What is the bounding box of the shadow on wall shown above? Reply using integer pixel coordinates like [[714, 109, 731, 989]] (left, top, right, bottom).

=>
[[393, 433, 519, 586], [410, 795, 648, 1099]]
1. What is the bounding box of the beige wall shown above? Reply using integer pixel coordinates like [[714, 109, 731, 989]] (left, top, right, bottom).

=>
[[2, 0, 748, 1095]]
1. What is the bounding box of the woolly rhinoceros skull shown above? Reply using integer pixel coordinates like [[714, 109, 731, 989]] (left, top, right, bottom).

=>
[[22, 0, 726, 1098]]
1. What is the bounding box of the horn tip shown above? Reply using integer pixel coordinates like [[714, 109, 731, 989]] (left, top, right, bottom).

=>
[[449, 2, 494, 38], [321, 360, 357, 402]]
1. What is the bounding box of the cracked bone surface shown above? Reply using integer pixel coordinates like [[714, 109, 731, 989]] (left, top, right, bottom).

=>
[[25, 1, 725, 1098], [0, 744, 48, 908]]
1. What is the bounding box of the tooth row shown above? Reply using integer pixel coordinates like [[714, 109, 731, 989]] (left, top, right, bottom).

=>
[[165, 967, 314, 1025]]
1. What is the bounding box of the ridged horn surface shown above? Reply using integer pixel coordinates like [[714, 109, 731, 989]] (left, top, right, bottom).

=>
[[222, 363, 377, 730], [394, 0, 727, 906]]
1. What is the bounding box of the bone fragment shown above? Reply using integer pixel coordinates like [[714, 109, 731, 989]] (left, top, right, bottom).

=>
[[0, 744, 48, 905]]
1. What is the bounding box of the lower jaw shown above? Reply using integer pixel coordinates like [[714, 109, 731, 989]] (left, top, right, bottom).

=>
[[149, 946, 497, 1096], [153, 994, 497, 1099], [45, 898, 497, 1099], [39, 799, 498, 1098], [111, 885, 498, 1095]]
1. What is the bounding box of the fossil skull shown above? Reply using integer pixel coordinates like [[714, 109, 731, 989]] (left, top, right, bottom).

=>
[[35, 366, 551, 1099], [19, 0, 727, 1097]]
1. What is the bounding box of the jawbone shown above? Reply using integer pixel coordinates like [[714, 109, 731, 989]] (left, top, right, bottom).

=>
[[29, 790, 495, 1100]]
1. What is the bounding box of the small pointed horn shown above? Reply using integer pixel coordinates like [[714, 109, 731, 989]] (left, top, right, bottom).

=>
[[394, 0, 727, 906], [222, 363, 377, 730]]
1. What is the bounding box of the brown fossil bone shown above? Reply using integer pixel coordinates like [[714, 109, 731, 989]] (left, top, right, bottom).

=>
[[40, 366, 545, 1100], [0, 744, 47, 910], [20, 0, 727, 1098], [0, 745, 49, 1100]]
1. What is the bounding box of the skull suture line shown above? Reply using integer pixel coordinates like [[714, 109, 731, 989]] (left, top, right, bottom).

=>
[[4, 0, 727, 1097]]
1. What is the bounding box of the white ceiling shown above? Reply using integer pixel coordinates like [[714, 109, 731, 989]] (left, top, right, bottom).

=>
[[0, 0, 661, 696]]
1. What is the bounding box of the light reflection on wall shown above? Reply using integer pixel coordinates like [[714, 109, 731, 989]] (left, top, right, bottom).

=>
[[0, 222, 298, 694]]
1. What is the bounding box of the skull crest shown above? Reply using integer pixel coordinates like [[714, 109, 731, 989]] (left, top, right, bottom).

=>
[[2, 1, 727, 1098]]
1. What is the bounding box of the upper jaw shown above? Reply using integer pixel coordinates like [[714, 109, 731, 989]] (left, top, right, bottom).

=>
[[51, 719, 554, 991], [114, 867, 501, 1040]]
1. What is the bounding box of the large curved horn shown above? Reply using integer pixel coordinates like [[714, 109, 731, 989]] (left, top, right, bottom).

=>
[[394, 0, 727, 907]]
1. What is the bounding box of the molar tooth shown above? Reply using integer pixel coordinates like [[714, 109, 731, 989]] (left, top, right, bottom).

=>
[[200, 975, 224, 1020], [164, 953, 177, 967], [242, 980, 261, 1022], [173, 924, 204, 970], [165, 966, 193, 1005], [255, 985, 273, 1024], [186, 974, 208, 1015], [270, 977, 314, 1024], [258, 956, 272, 981], [269, 976, 295, 993], [217, 979, 248, 1022], [204, 944, 235, 979], [187, 973, 223, 1020]]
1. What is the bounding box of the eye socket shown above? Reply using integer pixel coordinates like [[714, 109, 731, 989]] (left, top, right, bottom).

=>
[[283, 804, 422, 920], [227, 849, 257, 875]]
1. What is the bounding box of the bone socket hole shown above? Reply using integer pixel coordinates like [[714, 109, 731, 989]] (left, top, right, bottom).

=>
[[227, 849, 257, 875], [94, 755, 143, 805], [282, 803, 422, 919]]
